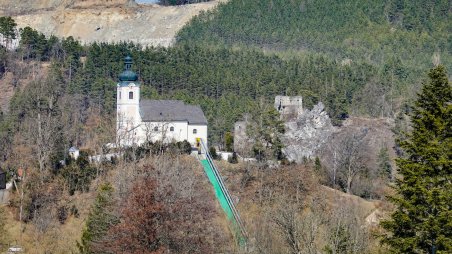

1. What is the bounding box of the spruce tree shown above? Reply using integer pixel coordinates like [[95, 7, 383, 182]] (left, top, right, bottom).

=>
[[0, 16, 17, 47], [77, 183, 118, 254], [381, 65, 452, 253]]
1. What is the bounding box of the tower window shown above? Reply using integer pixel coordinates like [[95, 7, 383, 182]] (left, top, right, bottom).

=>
[[154, 126, 158, 131], [193, 129, 197, 134], [119, 91, 121, 99], [170, 127, 174, 132], [129, 91, 133, 100]]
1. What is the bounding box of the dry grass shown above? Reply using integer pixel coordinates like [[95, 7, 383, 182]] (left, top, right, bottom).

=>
[[2, 190, 95, 254], [2, 155, 383, 253]]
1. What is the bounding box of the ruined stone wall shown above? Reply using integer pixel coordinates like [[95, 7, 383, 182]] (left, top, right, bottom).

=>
[[274, 95, 303, 119], [234, 100, 336, 162], [233, 121, 248, 155]]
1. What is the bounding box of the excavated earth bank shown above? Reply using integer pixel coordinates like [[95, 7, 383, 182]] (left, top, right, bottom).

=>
[[0, 0, 221, 47]]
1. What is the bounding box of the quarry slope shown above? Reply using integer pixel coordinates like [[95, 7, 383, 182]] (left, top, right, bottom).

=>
[[0, 0, 222, 47], [0, 0, 137, 14]]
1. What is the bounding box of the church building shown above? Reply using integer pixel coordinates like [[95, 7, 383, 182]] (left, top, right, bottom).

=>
[[116, 56, 208, 147]]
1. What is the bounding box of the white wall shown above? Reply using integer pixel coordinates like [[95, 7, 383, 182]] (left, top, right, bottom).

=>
[[187, 124, 208, 147], [115, 82, 209, 147], [137, 121, 188, 145], [116, 83, 141, 146], [135, 122, 207, 147]]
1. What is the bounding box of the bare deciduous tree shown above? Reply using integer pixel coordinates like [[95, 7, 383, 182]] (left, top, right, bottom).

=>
[[337, 130, 368, 194], [323, 129, 368, 194], [97, 155, 229, 253], [324, 200, 370, 254]]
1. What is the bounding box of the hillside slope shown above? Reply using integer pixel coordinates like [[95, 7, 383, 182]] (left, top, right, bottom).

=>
[[0, 0, 136, 15], [177, 0, 451, 73], [0, 0, 221, 47]]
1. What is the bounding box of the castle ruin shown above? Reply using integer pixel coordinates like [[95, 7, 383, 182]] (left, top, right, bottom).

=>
[[274, 96, 303, 119]]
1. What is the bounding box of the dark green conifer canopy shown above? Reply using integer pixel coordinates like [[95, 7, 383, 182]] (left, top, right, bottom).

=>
[[381, 65, 452, 253]]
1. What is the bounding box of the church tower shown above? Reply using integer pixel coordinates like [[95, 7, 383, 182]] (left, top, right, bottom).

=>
[[116, 56, 140, 145]]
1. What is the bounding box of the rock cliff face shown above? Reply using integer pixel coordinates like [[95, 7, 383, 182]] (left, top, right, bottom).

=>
[[282, 102, 337, 163], [0, 0, 221, 47], [282, 103, 396, 167]]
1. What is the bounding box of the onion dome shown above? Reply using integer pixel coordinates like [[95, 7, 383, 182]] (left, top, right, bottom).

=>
[[119, 56, 138, 82]]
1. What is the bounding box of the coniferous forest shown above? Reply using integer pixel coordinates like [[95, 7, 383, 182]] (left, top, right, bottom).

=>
[[0, 0, 450, 253], [2, 0, 449, 145]]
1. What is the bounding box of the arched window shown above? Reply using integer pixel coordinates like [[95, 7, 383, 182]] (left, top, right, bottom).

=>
[[129, 91, 133, 100], [193, 129, 197, 134], [170, 126, 174, 132], [154, 126, 158, 131]]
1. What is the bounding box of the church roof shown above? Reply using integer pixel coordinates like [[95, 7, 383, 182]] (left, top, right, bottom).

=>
[[118, 56, 139, 85], [139, 100, 208, 125], [119, 70, 138, 82]]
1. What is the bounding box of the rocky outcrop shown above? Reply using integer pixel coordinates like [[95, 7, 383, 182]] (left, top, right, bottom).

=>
[[282, 102, 337, 163], [232, 98, 396, 173]]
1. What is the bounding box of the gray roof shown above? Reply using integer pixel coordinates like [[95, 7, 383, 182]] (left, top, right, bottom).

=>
[[140, 100, 208, 125]]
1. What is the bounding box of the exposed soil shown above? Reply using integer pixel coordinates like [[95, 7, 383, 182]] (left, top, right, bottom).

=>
[[0, 0, 223, 47]]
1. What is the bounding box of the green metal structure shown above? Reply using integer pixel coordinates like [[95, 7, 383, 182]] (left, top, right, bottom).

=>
[[198, 139, 247, 247]]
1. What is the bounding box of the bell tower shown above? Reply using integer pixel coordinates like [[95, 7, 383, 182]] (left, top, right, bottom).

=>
[[116, 56, 141, 146]]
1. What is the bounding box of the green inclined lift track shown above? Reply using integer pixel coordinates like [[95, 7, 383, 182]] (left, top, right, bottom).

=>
[[198, 139, 247, 247]]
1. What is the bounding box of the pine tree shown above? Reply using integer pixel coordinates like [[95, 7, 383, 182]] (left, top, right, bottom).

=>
[[247, 99, 285, 161], [0, 16, 17, 48], [77, 183, 118, 254], [381, 65, 452, 253], [378, 146, 393, 180]]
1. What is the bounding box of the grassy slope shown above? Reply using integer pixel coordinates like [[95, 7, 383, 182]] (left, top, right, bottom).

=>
[[2, 191, 95, 253]]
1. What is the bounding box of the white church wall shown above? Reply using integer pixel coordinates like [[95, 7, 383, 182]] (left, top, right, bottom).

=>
[[117, 84, 140, 105], [115, 57, 208, 148], [116, 118, 142, 146], [167, 121, 189, 142], [117, 84, 141, 125], [187, 124, 208, 147], [117, 117, 207, 147], [139, 121, 189, 144]]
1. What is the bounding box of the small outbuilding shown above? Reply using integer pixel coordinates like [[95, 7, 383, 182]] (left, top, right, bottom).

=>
[[69, 147, 80, 160]]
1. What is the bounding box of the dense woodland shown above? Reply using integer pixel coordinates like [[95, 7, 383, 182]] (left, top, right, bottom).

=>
[[178, 0, 450, 70], [0, 0, 451, 253], [2, 29, 387, 146], [177, 0, 451, 119]]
